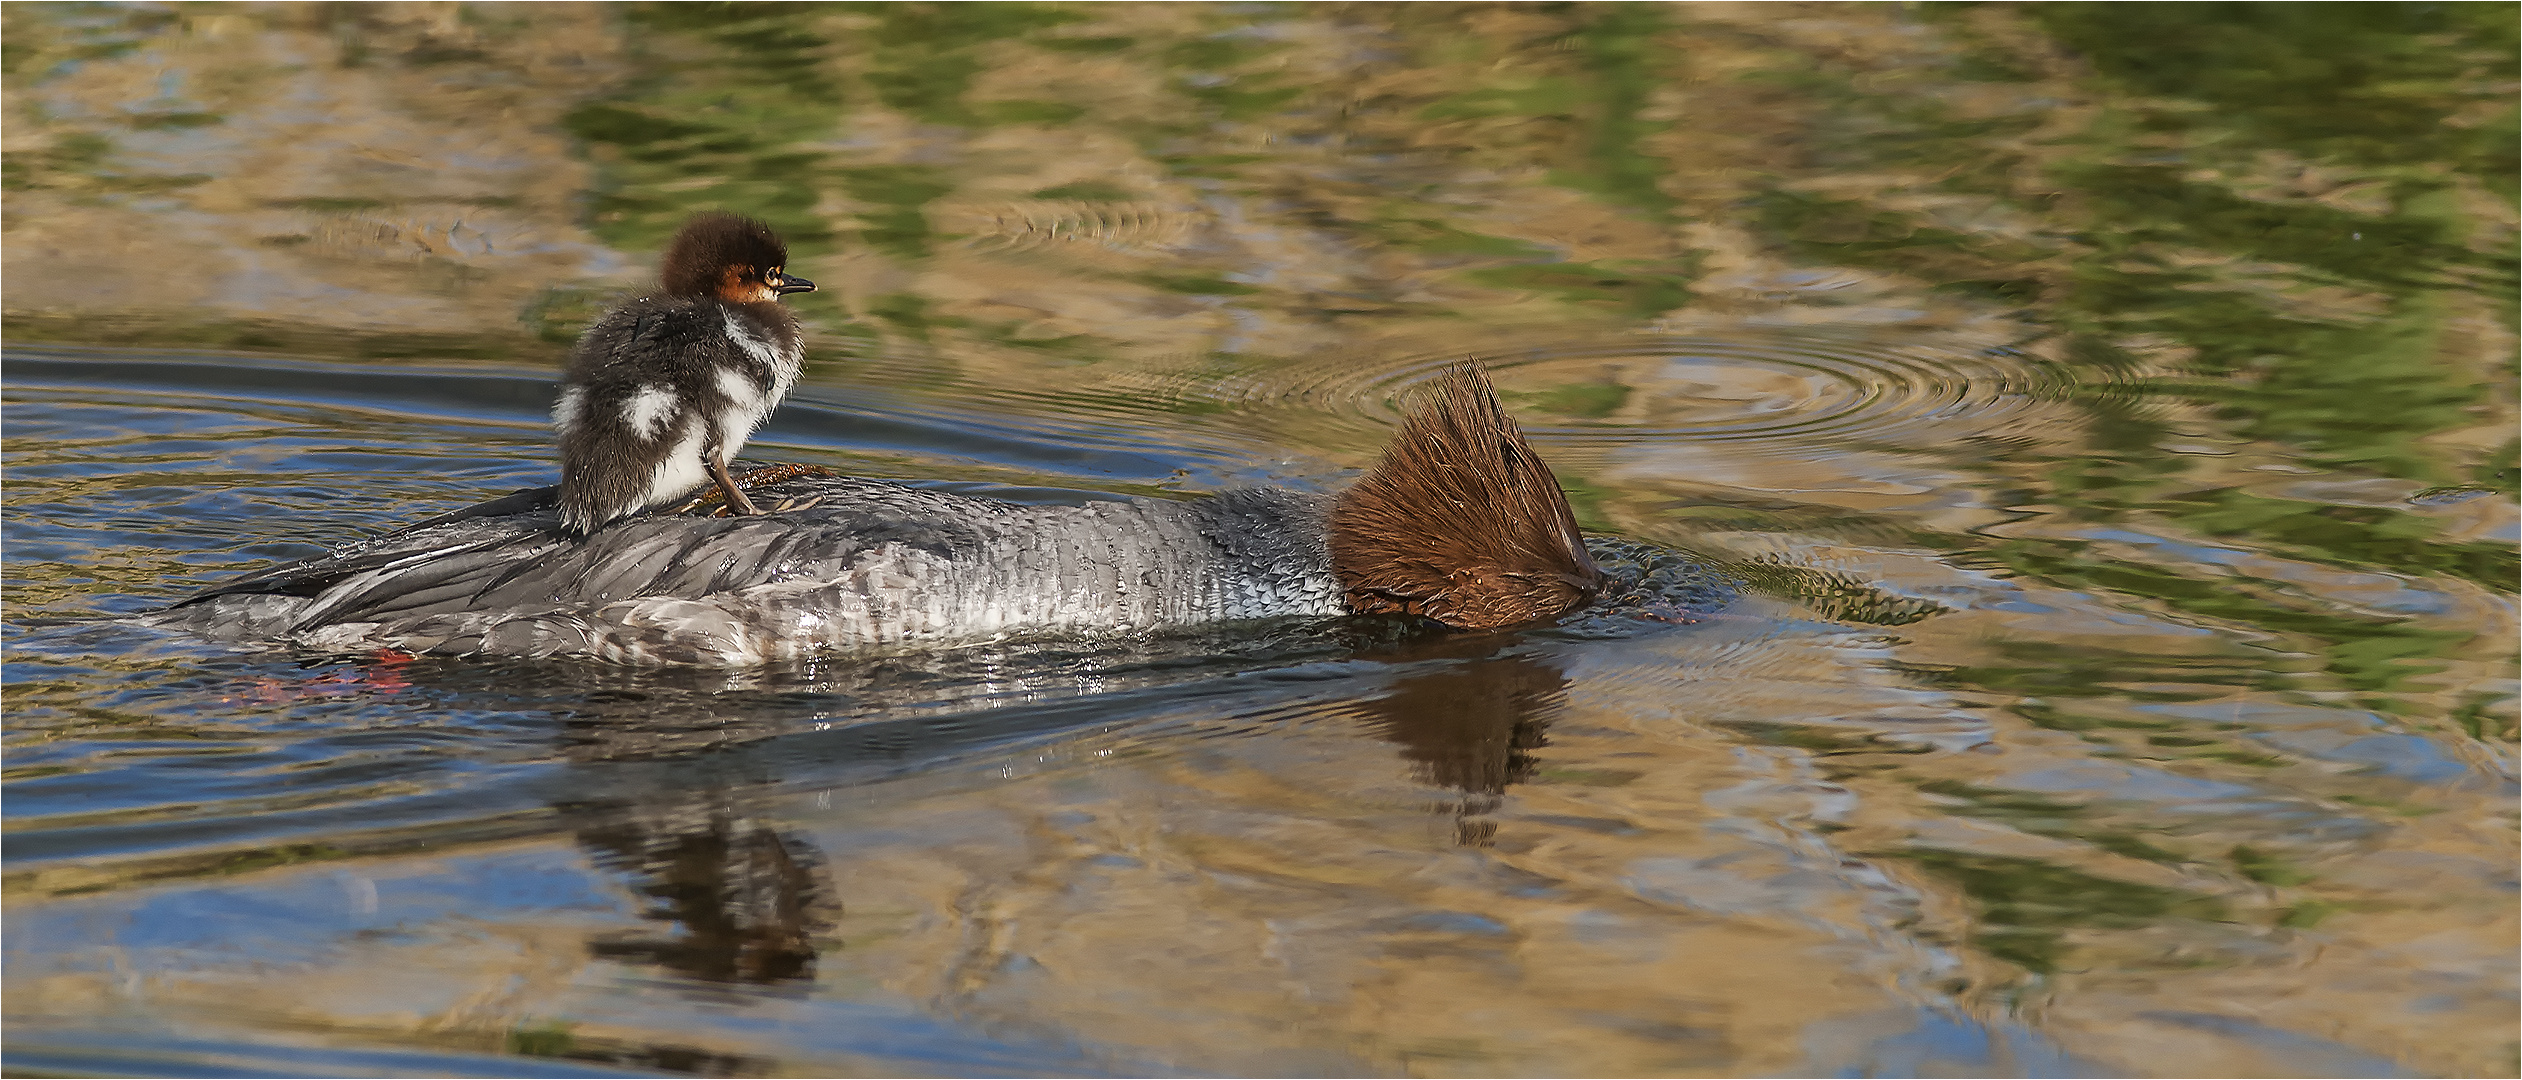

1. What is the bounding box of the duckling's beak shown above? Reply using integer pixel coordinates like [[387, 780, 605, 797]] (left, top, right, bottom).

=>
[[770, 271, 816, 296]]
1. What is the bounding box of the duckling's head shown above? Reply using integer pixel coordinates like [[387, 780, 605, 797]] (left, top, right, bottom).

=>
[[660, 212, 817, 305]]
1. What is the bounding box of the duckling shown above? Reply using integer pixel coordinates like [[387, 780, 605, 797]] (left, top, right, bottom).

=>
[[553, 212, 816, 536]]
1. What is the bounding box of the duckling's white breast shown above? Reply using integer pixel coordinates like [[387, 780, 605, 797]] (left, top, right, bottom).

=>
[[720, 309, 802, 398]]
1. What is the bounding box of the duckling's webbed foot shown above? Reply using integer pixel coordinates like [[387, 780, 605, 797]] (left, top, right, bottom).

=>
[[679, 461, 841, 517], [704, 456, 763, 516]]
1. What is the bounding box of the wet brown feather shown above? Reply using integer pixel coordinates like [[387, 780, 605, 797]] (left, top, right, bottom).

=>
[[1329, 363, 1604, 629]]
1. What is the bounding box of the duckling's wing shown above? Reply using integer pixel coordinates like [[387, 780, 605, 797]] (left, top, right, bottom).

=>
[[564, 299, 730, 389]]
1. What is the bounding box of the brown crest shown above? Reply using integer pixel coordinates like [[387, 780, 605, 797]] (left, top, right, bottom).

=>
[[1329, 363, 1604, 629], [660, 212, 788, 298]]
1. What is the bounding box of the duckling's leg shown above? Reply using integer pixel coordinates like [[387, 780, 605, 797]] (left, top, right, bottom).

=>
[[704, 454, 763, 516]]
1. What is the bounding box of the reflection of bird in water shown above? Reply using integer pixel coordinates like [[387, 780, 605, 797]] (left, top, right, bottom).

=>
[[570, 799, 834, 986], [162, 365, 1607, 665]]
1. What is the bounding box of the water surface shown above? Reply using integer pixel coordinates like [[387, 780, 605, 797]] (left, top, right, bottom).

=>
[[4, 5, 2515, 1077]]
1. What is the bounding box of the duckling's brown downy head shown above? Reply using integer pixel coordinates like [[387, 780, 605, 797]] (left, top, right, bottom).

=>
[[659, 211, 816, 305], [1329, 363, 1605, 630]]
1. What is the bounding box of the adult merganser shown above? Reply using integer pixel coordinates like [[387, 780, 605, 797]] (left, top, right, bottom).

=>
[[553, 212, 816, 535], [157, 366, 1608, 666]]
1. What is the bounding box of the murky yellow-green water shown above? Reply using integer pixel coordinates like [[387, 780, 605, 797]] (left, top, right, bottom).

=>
[[4, 4, 2515, 1076]]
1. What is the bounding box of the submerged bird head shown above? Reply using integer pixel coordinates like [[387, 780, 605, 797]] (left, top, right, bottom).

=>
[[1329, 363, 1606, 630], [659, 212, 817, 305]]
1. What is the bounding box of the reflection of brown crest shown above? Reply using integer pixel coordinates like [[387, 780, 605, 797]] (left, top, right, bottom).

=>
[[1330, 364, 1604, 629], [577, 806, 832, 985], [1360, 648, 1571, 846], [1373, 654, 1565, 796]]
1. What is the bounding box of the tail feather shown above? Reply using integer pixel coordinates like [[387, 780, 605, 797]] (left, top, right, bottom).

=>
[[1330, 363, 1604, 629]]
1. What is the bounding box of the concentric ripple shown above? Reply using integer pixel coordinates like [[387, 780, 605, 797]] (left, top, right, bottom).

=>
[[1211, 329, 2090, 451], [798, 329, 2099, 485]]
